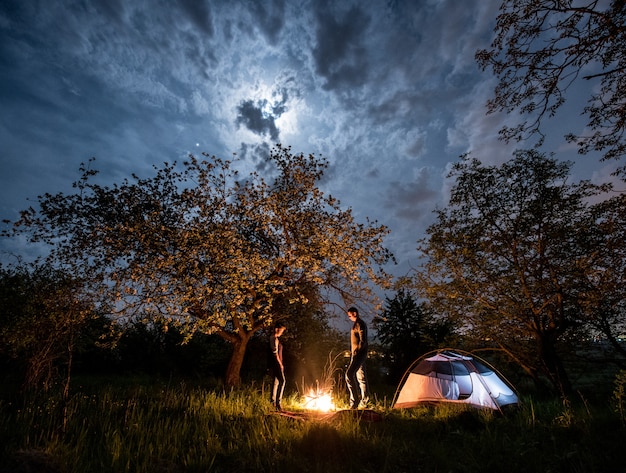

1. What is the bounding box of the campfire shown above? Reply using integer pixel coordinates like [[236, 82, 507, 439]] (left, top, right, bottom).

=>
[[299, 353, 341, 412], [302, 384, 335, 412]]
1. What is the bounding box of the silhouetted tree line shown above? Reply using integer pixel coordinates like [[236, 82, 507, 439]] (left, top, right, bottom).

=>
[[0, 265, 350, 393]]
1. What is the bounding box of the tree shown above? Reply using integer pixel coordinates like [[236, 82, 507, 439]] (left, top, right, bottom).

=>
[[374, 289, 455, 382], [414, 150, 616, 397], [3, 145, 393, 386], [0, 264, 102, 396], [476, 0, 626, 175], [108, 320, 231, 379]]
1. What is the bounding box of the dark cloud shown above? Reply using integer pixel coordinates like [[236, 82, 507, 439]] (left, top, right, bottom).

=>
[[271, 89, 288, 115], [384, 169, 439, 220], [177, 0, 214, 36], [249, 0, 286, 45], [91, 0, 125, 23], [0, 0, 27, 24], [365, 90, 433, 126], [271, 74, 299, 115], [405, 135, 427, 158], [236, 99, 280, 141], [238, 142, 273, 171], [312, 4, 371, 90], [235, 80, 293, 141]]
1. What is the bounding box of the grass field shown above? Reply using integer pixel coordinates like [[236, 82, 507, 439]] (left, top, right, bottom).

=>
[[1, 374, 624, 473]]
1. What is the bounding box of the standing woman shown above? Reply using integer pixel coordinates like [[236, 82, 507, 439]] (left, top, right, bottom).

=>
[[270, 322, 287, 411]]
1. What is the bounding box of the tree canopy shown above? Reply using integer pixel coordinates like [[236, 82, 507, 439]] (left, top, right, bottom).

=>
[[477, 0, 626, 175], [413, 150, 624, 397], [3, 145, 393, 385]]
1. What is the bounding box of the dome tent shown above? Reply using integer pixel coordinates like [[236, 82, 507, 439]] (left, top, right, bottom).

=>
[[393, 349, 518, 411]]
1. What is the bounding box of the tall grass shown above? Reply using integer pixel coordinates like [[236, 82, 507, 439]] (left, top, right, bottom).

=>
[[612, 369, 626, 425], [1, 377, 624, 473]]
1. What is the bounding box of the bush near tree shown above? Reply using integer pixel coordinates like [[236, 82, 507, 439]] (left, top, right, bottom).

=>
[[0, 264, 105, 395]]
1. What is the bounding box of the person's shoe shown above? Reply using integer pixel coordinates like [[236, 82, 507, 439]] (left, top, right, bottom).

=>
[[349, 403, 359, 410], [358, 399, 369, 409]]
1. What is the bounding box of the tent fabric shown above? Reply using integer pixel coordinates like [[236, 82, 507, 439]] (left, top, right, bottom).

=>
[[393, 349, 518, 411]]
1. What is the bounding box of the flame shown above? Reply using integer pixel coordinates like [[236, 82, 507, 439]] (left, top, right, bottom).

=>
[[303, 388, 335, 412]]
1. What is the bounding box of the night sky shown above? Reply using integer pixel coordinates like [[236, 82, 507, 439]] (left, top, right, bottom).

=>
[[0, 0, 619, 280]]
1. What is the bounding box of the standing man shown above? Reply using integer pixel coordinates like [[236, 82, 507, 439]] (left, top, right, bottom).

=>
[[269, 322, 287, 411], [346, 307, 370, 409]]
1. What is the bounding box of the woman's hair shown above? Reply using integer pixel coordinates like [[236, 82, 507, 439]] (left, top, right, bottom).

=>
[[347, 307, 359, 316]]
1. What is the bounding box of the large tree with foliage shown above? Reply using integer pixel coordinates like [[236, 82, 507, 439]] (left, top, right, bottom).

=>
[[413, 150, 621, 397], [3, 145, 392, 386], [476, 0, 626, 175]]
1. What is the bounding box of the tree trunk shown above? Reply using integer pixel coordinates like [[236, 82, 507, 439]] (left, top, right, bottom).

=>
[[539, 336, 572, 398], [224, 332, 252, 387], [62, 330, 73, 434]]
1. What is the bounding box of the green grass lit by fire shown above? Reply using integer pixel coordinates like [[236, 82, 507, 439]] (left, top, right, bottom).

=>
[[0, 376, 624, 473]]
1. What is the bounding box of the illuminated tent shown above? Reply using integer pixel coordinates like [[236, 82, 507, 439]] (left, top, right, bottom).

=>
[[393, 349, 518, 411]]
